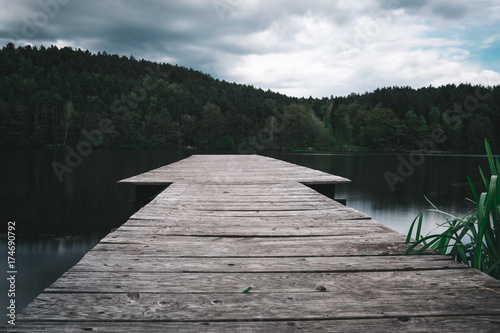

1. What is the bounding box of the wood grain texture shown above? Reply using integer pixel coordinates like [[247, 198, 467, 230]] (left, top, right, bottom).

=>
[[118, 155, 351, 185], [92, 233, 429, 257], [4, 155, 500, 332], [114, 224, 395, 237], [16, 289, 500, 322], [69, 253, 463, 273], [5, 317, 500, 333], [45, 269, 500, 293]]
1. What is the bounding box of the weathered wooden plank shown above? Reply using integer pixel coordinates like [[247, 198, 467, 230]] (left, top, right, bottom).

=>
[[45, 269, 499, 293], [146, 198, 342, 207], [111, 214, 389, 237], [7, 316, 500, 333], [130, 208, 371, 220], [144, 204, 344, 211], [118, 155, 351, 185], [93, 233, 426, 257], [156, 188, 321, 196], [131, 209, 370, 218], [162, 181, 321, 187], [123, 217, 380, 227], [113, 224, 394, 237], [70, 253, 461, 273], [16, 288, 500, 322], [155, 185, 331, 194], [150, 198, 337, 206], [151, 187, 337, 200]]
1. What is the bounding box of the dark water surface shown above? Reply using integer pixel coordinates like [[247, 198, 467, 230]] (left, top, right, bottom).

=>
[[0, 149, 493, 321]]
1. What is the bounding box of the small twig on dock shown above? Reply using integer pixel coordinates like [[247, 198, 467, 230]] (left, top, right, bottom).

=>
[[475, 285, 500, 295]]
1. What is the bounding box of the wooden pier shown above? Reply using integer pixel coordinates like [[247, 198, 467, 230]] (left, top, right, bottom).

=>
[[4, 155, 500, 332]]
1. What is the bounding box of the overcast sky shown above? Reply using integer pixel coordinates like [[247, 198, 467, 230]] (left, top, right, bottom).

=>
[[1, 0, 499, 98]]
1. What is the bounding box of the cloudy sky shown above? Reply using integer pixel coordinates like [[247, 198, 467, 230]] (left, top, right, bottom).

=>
[[1, 0, 499, 98]]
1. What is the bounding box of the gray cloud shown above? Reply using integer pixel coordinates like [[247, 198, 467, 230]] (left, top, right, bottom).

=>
[[0, 0, 366, 64], [430, 0, 471, 20], [1, 0, 498, 97], [389, 0, 471, 20]]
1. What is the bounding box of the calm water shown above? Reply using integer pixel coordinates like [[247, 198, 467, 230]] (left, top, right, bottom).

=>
[[0, 148, 493, 321]]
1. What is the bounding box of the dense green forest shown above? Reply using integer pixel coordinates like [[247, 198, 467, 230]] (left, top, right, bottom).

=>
[[1, 43, 499, 152]]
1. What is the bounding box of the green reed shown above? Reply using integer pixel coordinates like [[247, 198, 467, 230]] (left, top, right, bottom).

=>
[[405, 139, 500, 279]]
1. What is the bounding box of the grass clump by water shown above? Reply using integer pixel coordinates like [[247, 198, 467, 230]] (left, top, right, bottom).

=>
[[405, 139, 500, 279]]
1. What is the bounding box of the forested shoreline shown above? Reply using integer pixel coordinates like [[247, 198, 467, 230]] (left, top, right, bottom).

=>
[[1, 43, 499, 152]]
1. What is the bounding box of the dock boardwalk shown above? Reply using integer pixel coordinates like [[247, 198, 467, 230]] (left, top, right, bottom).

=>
[[4, 155, 500, 332]]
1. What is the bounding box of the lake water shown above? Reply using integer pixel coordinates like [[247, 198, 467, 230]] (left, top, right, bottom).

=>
[[0, 148, 493, 321]]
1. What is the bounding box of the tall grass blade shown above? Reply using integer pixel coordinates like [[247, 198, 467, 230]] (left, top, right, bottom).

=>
[[468, 176, 479, 204], [479, 166, 490, 189], [404, 234, 442, 255], [484, 138, 498, 175], [406, 138, 500, 280], [405, 213, 423, 243]]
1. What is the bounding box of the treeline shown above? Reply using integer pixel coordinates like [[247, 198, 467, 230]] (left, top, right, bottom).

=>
[[1, 43, 499, 152]]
